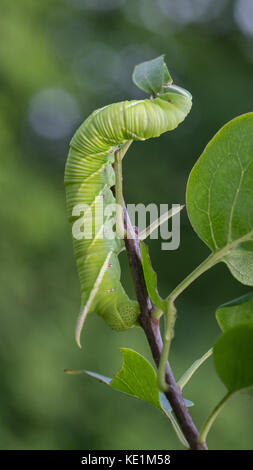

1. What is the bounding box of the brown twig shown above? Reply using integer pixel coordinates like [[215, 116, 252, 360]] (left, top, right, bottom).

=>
[[123, 207, 207, 450]]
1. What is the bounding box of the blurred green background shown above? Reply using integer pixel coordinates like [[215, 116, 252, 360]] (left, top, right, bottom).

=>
[[1, 0, 253, 450]]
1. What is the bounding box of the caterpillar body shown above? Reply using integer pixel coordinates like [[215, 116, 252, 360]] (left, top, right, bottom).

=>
[[65, 86, 192, 347]]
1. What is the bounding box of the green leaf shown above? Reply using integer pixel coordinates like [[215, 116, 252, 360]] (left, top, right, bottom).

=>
[[65, 348, 193, 417], [216, 292, 253, 331], [187, 113, 253, 286], [213, 323, 253, 393], [140, 242, 168, 313], [66, 349, 193, 447], [132, 55, 172, 96], [110, 348, 161, 408]]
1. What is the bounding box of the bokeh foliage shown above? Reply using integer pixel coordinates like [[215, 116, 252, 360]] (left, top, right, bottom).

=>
[[0, 0, 253, 449]]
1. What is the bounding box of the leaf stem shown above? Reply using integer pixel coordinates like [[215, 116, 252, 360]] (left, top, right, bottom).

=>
[[167, 412, 189, 448], [138, 205, 184, 241], [123, 206, 207, 450], [198, 391, 233, 444], [168, 227, 253, 304], [157, 301, 177, 392], [114, 141, 132, 239], [168, 252, 218, 303], [178, 348, 213, 390]]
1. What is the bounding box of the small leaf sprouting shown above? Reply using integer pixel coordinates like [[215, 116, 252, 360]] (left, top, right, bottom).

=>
[[132, 55, 173, 96]]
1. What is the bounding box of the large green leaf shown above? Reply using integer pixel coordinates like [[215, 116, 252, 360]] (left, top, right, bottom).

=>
[[140, 242, 168, 314], [216, 292, 253, 331], [187, 113, 253, 286], [132, 55, 172, 96], [213, 323, 253, 393]]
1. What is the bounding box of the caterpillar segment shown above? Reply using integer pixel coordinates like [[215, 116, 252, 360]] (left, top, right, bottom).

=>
[[64, 87, 192, 347]]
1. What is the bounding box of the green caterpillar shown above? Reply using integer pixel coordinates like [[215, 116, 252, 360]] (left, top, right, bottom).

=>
[[64, 57, 192, 347]]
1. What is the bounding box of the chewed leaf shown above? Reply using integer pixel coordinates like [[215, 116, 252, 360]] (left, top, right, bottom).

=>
[[213, 323, 253, 393], [216, 292, 253, 331], [65, 348, 193, 415], [187, 113, 253, 286], [132, 55, 172, 96], [110, 348, 161, 408], [140, 242, 168, 314], [66, 349, 193, 448]]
